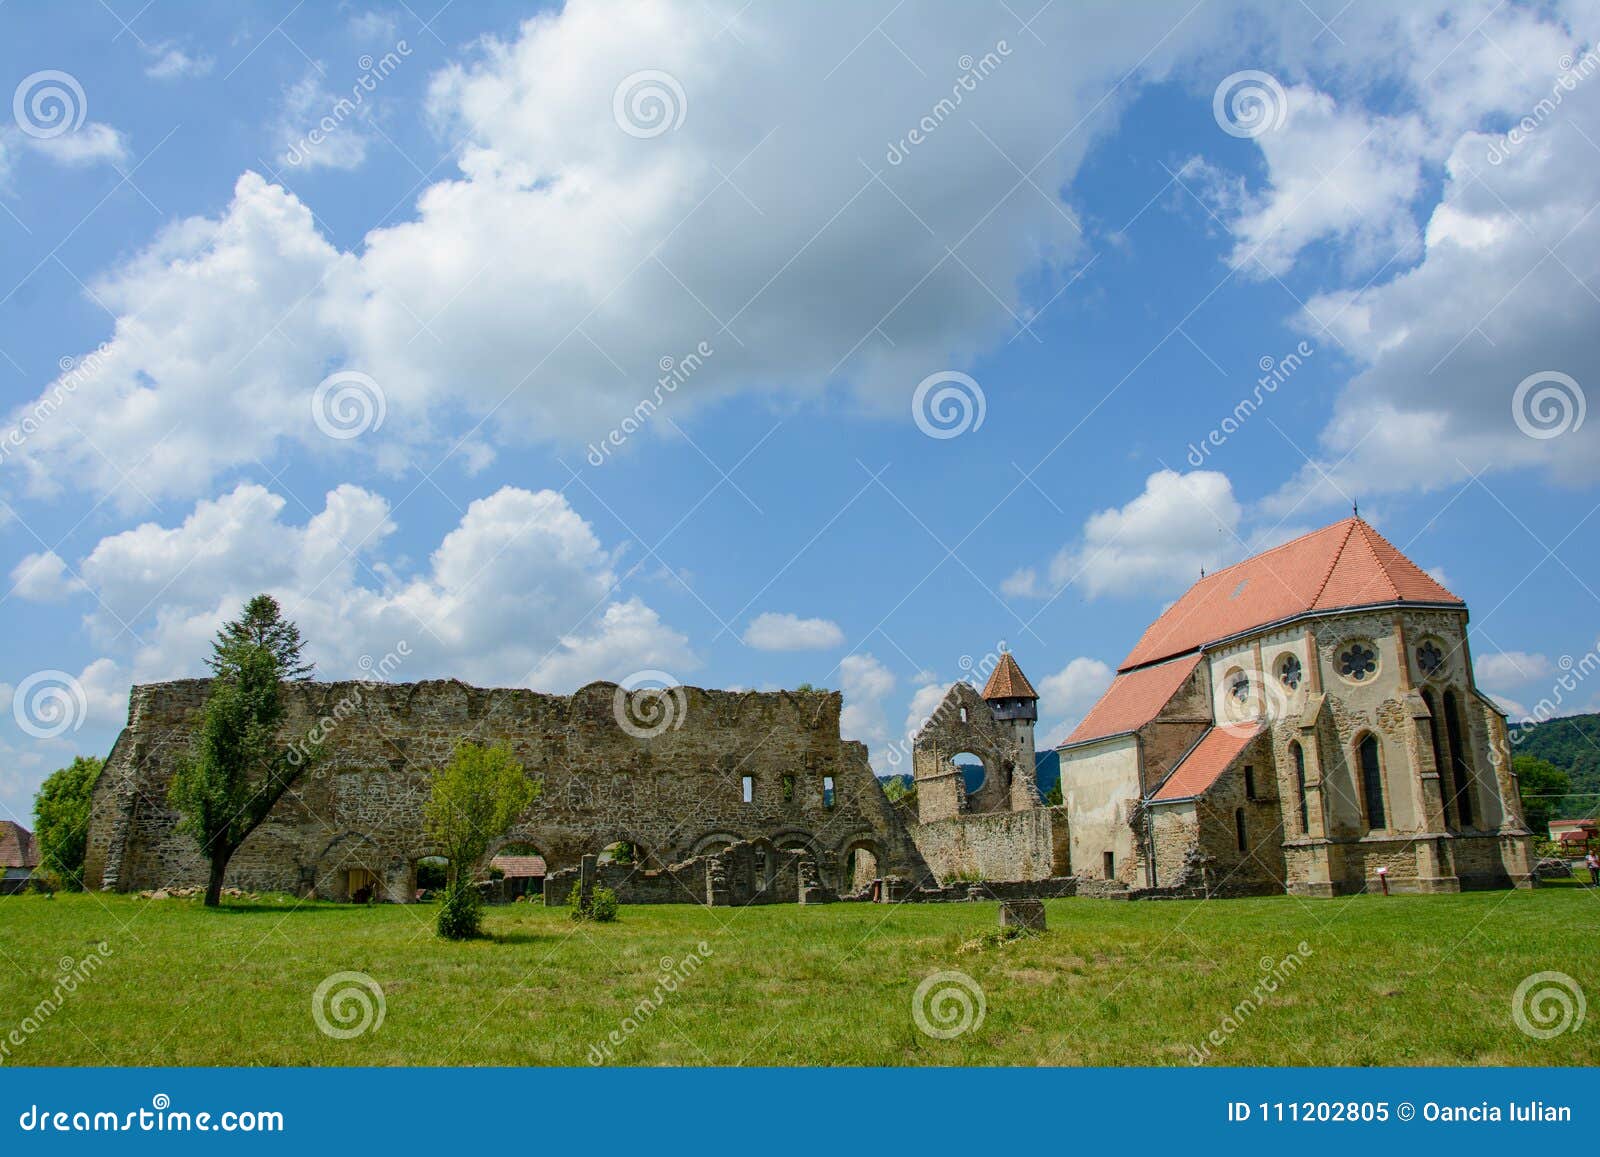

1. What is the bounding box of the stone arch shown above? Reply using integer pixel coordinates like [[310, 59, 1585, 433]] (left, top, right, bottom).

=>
[[839, 836, 883, 892], [310, 832, 387, 902], [691, 830, 743, 857], [910, 680, 1028, 821]]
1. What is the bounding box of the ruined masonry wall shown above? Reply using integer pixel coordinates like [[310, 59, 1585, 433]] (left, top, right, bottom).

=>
[[85, 678, 928, 900]]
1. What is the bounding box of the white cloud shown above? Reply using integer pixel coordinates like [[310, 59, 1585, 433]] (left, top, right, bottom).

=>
[[144, 43, 215, 80], [9, 550, 83, 602], [21, 122, 130, 168], [274, 71, 372, 171], [1036, 656, 1114, 746], [742, 612, 844, 651], [1047, 469, 1241, 598], [25, 481, 695, 692], [839, 652, 896, 752], [1475, 651, 1554, 688], [3, 0, 1237, 507], [1000, 567, 1040, 599], [1210, 86, 1426, 278]]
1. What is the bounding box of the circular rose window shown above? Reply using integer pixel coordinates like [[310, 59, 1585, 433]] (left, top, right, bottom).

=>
[[1416, 640, 1445, 677], [1338, 642, 1378, 682], [1278, 654, 1302, 690]]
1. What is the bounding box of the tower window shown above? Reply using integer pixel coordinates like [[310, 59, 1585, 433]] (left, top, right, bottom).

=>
[[1235, 807, 1247, 852], [823, 776, 835, 808], [742, 776, 753, 803], [1243, 764, 1256, 800]]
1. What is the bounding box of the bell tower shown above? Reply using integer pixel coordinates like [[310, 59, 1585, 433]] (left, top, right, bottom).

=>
[[982, 653, 1038, 807]]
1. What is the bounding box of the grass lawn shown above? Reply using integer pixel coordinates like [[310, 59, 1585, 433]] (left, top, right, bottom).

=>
[[0, 885, 1593, 1066]]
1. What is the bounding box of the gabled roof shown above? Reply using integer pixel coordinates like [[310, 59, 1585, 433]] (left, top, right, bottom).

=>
[[1121, 518, 1461, 669], [489, 854, 547, 877], [0, 821, 37, 869], [1152, 725, 1262, 802], [1060, 653, 1202, 747], [982, 653, 1038, 700]]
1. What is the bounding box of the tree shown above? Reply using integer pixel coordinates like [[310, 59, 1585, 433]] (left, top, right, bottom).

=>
[[208, 593, 315, 681], [33, 756, 102, 889], [1044, 780, 1063, 806], [170, 596, 314, 907], [423, 741, 539, 939], [1515, 755, 1571, 837]]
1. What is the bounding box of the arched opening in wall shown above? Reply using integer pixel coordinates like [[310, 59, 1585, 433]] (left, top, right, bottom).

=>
[[691, 832, 739, 858], [599, 840, 638, 866], [1442, 690, 1476, 827], [1420, 689, 1452, 827], [314, 834, 385, 903], [489, 841, 547, 901], [1355, 734, 1388, 832], [413, 856, 450, 900], [1290, 741, 1310, 835], [843, 840, 881, 892], [950, 751, 988, 795]]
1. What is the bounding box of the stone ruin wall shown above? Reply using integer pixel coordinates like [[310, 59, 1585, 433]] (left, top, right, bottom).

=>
[[84, 677, 929, 902]]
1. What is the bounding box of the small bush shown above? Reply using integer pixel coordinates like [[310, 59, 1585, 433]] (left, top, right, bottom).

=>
[[569, 885, 620, 923], [436, 880, 482, 940]]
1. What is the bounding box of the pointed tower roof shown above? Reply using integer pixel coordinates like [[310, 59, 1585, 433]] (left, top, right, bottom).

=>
[[1119, 517, 1461, 670], [982, 653, 1038, 700]]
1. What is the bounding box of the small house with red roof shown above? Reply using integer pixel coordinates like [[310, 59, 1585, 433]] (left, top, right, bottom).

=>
[[1056, 517, 1533, 897], [1, 820, 39, 895]]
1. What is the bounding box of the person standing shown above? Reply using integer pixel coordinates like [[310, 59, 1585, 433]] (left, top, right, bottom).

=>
[[1586, 849, 1599, 886]]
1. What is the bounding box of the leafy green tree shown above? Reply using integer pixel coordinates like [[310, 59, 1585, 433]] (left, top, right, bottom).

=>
[[423, 741, 539, 939], [170, 596, 313, 907], [1515, 755, 1571, 837], [208, 593, 315, 681], [1044, 780, 1063, 806], [33, 755, 102, 889]]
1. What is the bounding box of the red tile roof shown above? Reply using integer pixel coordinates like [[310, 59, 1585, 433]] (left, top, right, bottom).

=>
[[489, 854, 547, 877], [1152, 725, 1262, 802], [982, 653, 1038, 700], [1061, 653, 1202, 746], [1121, 518, 1460, 669], [0, 821, 37, 869]]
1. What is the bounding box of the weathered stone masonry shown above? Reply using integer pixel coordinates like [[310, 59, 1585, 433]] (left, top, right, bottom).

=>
[[85, 678, 928, 901]]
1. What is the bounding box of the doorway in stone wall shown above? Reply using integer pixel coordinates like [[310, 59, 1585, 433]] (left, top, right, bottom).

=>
[[843, 840, 881, 892]]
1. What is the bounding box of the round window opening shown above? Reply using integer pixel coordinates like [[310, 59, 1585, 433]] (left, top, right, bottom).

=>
[[1338, 642, 1377, 682], [1416, 639, 1445, 677], [1228, 671, 1251, 703], [1278, 654, 1302, 690]]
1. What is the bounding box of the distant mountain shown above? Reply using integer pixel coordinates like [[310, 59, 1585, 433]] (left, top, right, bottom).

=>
[[1512, 712, 1600, 818]]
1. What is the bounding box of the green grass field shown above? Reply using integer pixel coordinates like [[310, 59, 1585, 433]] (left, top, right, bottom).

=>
[[1, 885, 1593, 1066]]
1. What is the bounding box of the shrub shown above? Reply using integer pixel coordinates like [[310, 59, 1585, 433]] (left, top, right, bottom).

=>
[[436, 880, 483, 940], [569, 885, 620, 923]]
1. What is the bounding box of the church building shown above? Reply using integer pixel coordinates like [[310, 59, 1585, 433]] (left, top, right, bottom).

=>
[[1056, 517, 1533, 896]]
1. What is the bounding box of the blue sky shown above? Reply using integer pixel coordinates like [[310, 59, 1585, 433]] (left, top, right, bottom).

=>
[[3, 0, 1598, 820]]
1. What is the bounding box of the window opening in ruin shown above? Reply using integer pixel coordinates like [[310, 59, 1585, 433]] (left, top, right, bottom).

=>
[[782, 774, 795, 802], [1243, 764, 1256, 800], [959, 706, 967, 722], [1103, 850, 1114, 879], [951, 751, 986, 793], [742, 775, 754, 803], [823, 776, 835, 808], [1235, 807, 1247, 853], [599, 841, 636, 865]]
